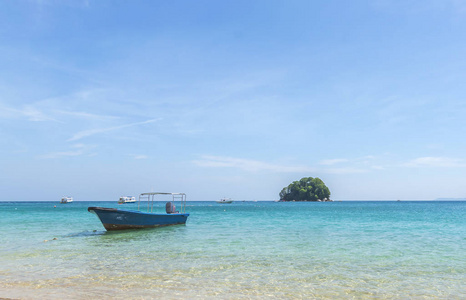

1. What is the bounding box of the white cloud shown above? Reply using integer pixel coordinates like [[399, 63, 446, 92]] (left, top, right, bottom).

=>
[[194, 155, 377, 174], [324, 168, 369, 174], [1, 89, 124, 123], [0, 104, 59, 122], [318, 156, 383, 173], [132, 154, 148, 160], [40, 150, 84, 159], [54, 109, 119, 121], [21, 105, 56, 122], [68, 118, 160, 141], [193, 155, 314, 173], [40, 143, 96, 159], [404, 156, 466, 168], [319, 158, 349, 165]]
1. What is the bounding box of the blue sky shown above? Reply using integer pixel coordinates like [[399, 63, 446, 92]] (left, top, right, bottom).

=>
[[1, 0, 466, 201]]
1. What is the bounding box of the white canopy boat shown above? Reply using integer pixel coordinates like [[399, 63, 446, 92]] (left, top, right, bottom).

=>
[[118, 196, 136, 204], [216, 198, 233, 204], [89, 192, 189, 231], [60, 197, 73, 204]]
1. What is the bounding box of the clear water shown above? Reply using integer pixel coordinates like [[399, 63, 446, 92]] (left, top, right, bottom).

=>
[[1, 201, 465, 299]]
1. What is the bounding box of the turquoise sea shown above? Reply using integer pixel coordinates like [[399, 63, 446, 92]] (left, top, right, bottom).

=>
[[1, 201, 465, 299]]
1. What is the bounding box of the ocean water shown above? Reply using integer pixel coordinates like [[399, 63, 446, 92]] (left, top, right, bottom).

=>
[[0, 201, 465, 299]]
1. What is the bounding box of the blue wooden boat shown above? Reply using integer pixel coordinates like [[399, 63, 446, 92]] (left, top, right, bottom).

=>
[[88, 192, 189, 231]]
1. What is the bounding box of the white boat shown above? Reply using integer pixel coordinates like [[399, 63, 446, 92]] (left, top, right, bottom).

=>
[[216, 198, 233, 204], [118, 196, 136, 204], [60, 197, 73, 204]]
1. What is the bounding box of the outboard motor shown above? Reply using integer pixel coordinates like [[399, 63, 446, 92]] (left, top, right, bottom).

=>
[[165, 201, 178, 214]]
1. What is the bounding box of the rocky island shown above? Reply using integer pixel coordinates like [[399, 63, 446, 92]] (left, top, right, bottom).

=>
[[279, 177, 331, 202]]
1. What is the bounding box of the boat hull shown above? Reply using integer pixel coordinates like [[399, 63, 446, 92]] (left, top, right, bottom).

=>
[[88, 207, 189, 231]]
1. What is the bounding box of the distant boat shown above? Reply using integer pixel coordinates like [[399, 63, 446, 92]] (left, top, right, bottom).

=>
[[60, 197, 73, 204], [118, 196, 136, 204], [88, 192, 189, 231], [216, 198, 233, 204]]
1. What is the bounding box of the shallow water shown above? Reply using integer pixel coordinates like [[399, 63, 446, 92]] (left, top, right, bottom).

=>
[[1, 201, 465, 299]]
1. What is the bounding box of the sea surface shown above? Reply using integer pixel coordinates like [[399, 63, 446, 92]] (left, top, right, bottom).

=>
[[0, 201, 465, 299]]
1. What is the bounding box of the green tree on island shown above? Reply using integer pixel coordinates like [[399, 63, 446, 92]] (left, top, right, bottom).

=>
[[279, 177, 331, 201]]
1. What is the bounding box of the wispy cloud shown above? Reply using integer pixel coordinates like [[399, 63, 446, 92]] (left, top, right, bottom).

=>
[[41, 150, 83, 159], [1, 89, 124, 124], [131, 154, 148, 160], [68, 119, 160, 141], [404, 156, 466, 168], [193, 155, 314, 173], [21, 105, 57, 122], [54, 109, 119, 121], [193, 155, 377, 174], [0, 104, 59, 122], [40, 144, 95, 159], [319, 158, 349, 165], [318, 156, 381, 173], [324, 167, 368, 174]]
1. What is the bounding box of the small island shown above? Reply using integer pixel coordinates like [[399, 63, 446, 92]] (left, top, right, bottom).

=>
[[279, 177, 331, 202]]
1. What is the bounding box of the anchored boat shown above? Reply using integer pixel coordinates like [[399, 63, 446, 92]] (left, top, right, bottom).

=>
[[60, 197, 73, 204], [118, 196, 136, 204], [88, 192, 189, 231], [216, 197, 233, 204]]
